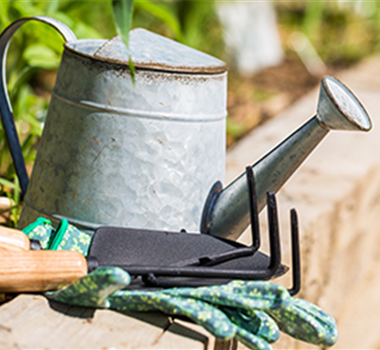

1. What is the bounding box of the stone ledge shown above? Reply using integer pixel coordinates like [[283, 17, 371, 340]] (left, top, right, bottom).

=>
[[225, 56, 380, 350]]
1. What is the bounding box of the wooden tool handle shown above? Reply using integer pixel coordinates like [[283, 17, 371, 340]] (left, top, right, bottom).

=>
[[0, 226, 30, 251], [0, 250, 88, 292]]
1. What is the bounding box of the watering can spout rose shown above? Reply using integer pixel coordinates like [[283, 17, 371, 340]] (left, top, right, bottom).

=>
[[0, 17, 372, 240]]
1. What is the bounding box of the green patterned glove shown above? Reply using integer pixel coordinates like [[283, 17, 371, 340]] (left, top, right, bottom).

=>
[[161, 280, 289, 313], [22, 217, 55, 249], [268, 297, 338, 347], [222, 307, 279, 350], [22, 217, 92, 254], [160, 281, 338, 348], [47, 270, 278, 350], [47, 268, 238, 342], [46, 271, 337, 350], [46, 266, 131, 308]]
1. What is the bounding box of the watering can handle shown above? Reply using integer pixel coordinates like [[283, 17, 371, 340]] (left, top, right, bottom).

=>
[[0, 16, 77, 195]]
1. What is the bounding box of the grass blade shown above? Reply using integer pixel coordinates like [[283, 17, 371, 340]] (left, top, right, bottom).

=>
[[0, 177, 16, 189], [112, 0, 135, 83], [136, 1, 184, 42], [112, 0, 134, 48]]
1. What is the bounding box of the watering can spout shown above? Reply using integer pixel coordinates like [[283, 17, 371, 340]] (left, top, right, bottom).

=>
[[201, 76, 372, 240]]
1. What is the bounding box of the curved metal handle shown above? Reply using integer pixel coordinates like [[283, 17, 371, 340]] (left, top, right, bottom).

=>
[[0, 16, 77, 195]]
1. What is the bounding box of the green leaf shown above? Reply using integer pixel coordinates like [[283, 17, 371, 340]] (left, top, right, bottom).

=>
[[0, 1, 11, 27], [226, 117, 246, 138], [11, 0, 40, 17], [72, 21, 103, 40], [0, 177, 16, 189], [129, 56, 136, 85], [136, 1, 184, 42], [112, 0, 135, 83], [45, 1, 60, 16], [302, 1, 324, 41], [22, 114, 43, 136], [112, 0, 134, 49], [9, 66, 36, 100], [8, 176, 20, 227], [23, 44, 60, 69]]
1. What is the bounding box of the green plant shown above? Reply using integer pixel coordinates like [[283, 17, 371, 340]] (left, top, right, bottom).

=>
[[277, 1, 380, 66], [0, 175, 21, 227], [0, 1, 114, 227], [0, 1, 107, 177]]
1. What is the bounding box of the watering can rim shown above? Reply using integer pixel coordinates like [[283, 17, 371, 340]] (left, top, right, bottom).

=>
[[64, 28, 228, 75]]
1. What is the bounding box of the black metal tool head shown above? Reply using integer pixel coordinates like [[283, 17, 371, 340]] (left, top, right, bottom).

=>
[[87, 167, 301, 290], [88, 226, 288, 288]]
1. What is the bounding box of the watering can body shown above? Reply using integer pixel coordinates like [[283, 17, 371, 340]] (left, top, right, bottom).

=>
[[0, 17, 373, 239], [0, 17, 227, 232]]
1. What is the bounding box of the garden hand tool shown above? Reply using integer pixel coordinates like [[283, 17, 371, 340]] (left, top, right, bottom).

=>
[[0, 225, 41, 251], [0, 197, 291, 293], [0, 17, 372, 241], [0, 249, 90, 293], [0, 218, 106, 292], [0, 219, 94, 293], [0, 217, 281, 293], [1, 168, 299, 290], [83, 167, 300, 289]]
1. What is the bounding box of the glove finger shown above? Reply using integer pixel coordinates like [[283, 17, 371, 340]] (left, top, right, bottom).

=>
[[292, 298, 338, 346], [223, 308, 279, 343], [50, 219, 92, 255], [109, 290, 236, 340], [267, 299, 337, 347], [163, 281, 290, 312], [22, 217, 55, 249], [235, 327, 273, 350], [46, 266, 131, 308]]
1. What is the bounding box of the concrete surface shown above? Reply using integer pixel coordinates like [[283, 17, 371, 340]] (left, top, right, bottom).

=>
[[226, 55, 380, 349]]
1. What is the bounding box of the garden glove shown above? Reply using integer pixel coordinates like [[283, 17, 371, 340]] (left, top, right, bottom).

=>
[[47, 268, 280, 350], [161, 280, 338, 347], [22, 217, 92, 254]]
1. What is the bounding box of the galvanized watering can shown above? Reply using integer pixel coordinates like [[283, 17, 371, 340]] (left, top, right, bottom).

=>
[[0, 17, 372, 240]]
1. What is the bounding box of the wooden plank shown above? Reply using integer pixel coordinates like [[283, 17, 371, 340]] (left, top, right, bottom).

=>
[[0, 294, 214, 349]]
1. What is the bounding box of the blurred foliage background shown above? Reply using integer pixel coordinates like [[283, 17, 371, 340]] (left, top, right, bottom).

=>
[[1, 0, 380, 225]]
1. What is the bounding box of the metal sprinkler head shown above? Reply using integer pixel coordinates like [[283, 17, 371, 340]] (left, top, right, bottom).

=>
[[317, 76, 372, 132]]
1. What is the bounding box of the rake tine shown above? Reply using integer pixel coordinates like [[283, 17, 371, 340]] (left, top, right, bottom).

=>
[[246, 166, 260, 251], [265, 191, 281, 278], [287, 208, 301, 296]]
